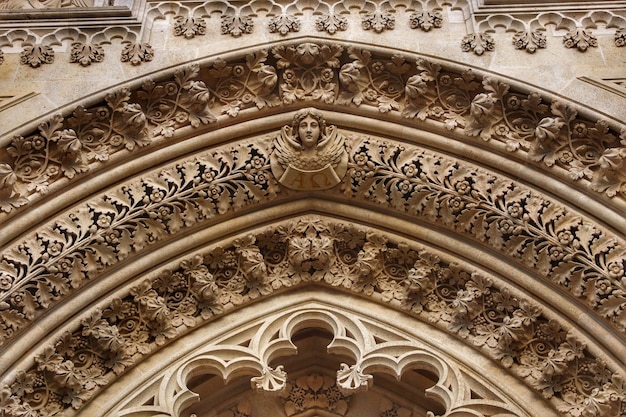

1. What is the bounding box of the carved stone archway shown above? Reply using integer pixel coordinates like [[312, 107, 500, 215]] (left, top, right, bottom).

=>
[[1, 28, 625, 417]]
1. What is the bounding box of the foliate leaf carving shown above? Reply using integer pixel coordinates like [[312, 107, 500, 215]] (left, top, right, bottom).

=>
[[121, 42, 154, 65], [563, 28, 598, 52], [461, 32, 495, 55], [409, 10, 442, 32], [0, 139, 277, 351], [174, 16, 206, 39], [1, 217, 623, 416], [221, 14, 254, 37], [251, 366, 287, 394], [338, 48, 408, 112], [2, 41, 625, 217], [70, 42, 104, 66], [0, 64, 222, 208], [315, 13, 348, 34], [20, 44, 54, 67], [0, 163, 29, 212], [362, 10, 395, 33], [341, 136, 626, 334], [273, 43, 343, 104], [616, 28, 626, 47], [512, 30, 547, 53], [282, 373, 350, 416], [268, 14, 300, 36], [336, 363, 372, 394], [207, 51, 279, 117]]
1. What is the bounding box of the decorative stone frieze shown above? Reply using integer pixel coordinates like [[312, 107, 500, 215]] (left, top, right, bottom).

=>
[[461, 32, 495, 55], [1, 126, 626, 359], [19, 44, 53, 67], [268, 14, 300, 36], [408, 10, 442, 32], [1, 41, 625, 221], [0, 1, 625, 63], [120, 41, 153, 65], [0, 218, 623, 417], [563, 28, 598, 52], [174, 16, 206, 39], [70, 42, 104, 66]]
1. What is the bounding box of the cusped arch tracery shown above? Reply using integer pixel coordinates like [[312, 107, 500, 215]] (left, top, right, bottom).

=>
[[99, 302, 545, 417]]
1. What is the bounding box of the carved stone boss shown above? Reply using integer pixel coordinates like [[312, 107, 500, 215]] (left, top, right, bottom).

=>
[[271, 108, 348, 190]]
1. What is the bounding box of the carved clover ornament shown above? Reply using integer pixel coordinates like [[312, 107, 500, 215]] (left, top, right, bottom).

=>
[[512, 30, 547, 53], [221, 14, 254, 37], [409, 10, 443, 32], [120, 42, 154, 65], [461, 32, 495, 55], [174, 16, 206, 39], [563, 28, 598, 51], [316, 13, 348, 34], [362, 10, 395, 33], [271, 108, 348, 190], [268, 14, 301, 36]]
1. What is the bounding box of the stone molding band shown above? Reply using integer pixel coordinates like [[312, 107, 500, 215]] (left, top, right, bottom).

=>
[[0, 0, 625, 66]]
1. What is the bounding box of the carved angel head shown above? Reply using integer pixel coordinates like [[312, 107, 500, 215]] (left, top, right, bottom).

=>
[[291, 108, 326, 150]]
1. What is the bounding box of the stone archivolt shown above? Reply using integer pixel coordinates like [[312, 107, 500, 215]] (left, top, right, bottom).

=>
[[1, 41, 625, 219], [1, 115, 626, 414], [3, 219, 623, 417], [2, 125, 626, 348]]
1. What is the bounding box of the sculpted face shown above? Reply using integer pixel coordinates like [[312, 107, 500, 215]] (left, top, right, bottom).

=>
[[298, 115, 321, 150]]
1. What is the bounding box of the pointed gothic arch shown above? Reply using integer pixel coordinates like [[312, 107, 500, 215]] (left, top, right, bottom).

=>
[[0, 36, 625, 417]]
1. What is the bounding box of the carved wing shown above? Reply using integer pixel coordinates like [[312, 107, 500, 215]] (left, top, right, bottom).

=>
[[316, 126, 345, 167], [273, 126, 302, 167]]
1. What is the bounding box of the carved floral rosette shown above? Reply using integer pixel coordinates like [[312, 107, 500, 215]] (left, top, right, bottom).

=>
[[1, 41, 624, 218], [0, 216, 624, 417]]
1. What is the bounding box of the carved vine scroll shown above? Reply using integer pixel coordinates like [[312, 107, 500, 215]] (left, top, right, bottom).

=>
[[1, 41, 624, 219]]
